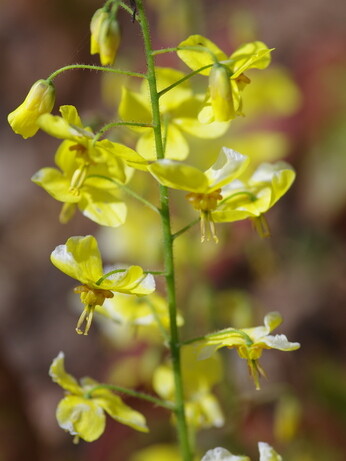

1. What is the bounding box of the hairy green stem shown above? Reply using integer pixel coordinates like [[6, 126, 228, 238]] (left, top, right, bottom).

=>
[[86, 384, 175, 410], [86, 174, 160, 214], [94, 120, 154, 142], [136, 1, 192, 460], [172, 218, 200, 240], [47, 64, 146, 82]]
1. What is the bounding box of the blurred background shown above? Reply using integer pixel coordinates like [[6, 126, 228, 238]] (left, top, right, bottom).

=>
[[1, 0, 346, 460]]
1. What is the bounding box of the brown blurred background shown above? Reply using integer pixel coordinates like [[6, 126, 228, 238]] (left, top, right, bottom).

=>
[[1, 0, 346, 460]]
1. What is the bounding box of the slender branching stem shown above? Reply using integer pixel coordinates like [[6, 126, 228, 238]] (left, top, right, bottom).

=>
[[172, 218, 200, 240], [47, 64, 146, 83], [136, 1, 193, 459], [85, 384, 175, 410], [86, 174, 160, 215]]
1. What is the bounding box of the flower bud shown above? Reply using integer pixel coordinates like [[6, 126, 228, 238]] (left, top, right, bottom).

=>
[[209, 64, 234, 122], [8, 79, 55, 138], [90, 9, 121, 66]]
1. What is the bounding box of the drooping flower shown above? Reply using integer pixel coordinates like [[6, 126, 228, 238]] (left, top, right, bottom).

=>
[[8, 79, 55, 138], [90, 8, 121, 66], [49, 352, 148, 442], [212, 161, 296, 237], [50, 235, 155, 335], [37, 104, 147, 168], [148, 147, 249, 242], [196, 312, 300, 389], [119, 67, 229, 161], [32, 139, 129, 226], [201, 442, 282, 461], [177, 36, 272, 123], [153, 344, 224, 429]]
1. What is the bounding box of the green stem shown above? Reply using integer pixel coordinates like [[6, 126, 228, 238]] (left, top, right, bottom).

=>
[[158, 63, 214, 97], [47, 64, 146, 82], [86, 384, 175, 410], [136, 2, 192, 460], [172, 218, 200, 240], [94, 120, 154, 141], [86, 174, 160, 214]]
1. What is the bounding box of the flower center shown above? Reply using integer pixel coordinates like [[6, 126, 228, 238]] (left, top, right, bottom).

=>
[[186, 189, 223, 212], [186, 190, 223, 243], [73, 285, 114, 335]]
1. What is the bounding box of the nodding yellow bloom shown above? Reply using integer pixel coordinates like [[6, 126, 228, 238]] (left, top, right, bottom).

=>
[[209, 64, 234, 122], [90, 8, 121, 66], [201, 442, 282, 461], [49, 352, 148, 442], [196, 312, 300, 390], [177, 35, 272, 123], [50, 235, 155, 335], [148, 147, 249, 242], [8, 79, 55, 138], [32, 139, 129, 227], [212, 161, 296, 238]]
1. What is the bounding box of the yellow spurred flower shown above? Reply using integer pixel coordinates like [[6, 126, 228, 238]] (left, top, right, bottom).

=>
[[177, 35, 272, 123], [212, 161, 296, 237], [119, 67, 229, 161], [32, 139, 128, 226], [201, 442, 282, 461], [50, 235, 155, 335], [37, 104, 147, 168], [153, 345, 224, 430], [148, 147, 249, 242], [8, 79, 55, 138], [90, 8, 121, 66], [196, 312, 300, 389], [49, 352, 148, 442]]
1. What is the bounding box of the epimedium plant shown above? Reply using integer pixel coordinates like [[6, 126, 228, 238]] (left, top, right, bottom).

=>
[[8, 1, 300, 460]]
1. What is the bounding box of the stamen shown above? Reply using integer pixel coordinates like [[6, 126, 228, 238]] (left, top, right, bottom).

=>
[[75, 305, 95, 335], [251, 214, 271, 238]]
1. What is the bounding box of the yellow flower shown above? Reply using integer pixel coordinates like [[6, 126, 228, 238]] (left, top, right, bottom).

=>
[[49, 352, 148, 442], [212, 161, 296, 237], [37, 104, 147, 168], [197, 312, 300, 389], [153, 345, 224, 430], [50, 235, 155, 335], [148, 147, 249, 242], [201, 442, 282, 461], [8, 79, 55, 138], [32, 139, 129, 226], [177, 35, 272, 123], [90, 8, 121, 66], [119, 67, 229, 161]]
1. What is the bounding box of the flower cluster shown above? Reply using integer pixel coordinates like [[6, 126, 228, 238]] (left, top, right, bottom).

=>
[[7, 3, 301, 459]]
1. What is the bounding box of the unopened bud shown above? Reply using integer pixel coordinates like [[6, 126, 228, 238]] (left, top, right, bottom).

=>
[[209, 64, 234, 122], [90, 9, 121, 66], [8, 79, 55, 138]]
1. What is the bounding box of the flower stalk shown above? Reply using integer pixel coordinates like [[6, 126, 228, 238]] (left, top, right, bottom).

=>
[[136, 1, 193, 459]]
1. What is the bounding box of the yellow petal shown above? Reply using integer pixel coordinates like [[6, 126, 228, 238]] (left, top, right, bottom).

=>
[[94, 394, 149, 433], [59, 105, 83, 127], [31, 167, 80, 203], [56, 395, 105, 442], [177, 35, 227, 75], [231, 41, 273, 78], [49, 352, 82, 394], [148, 159, 209, 192], [119, 87, 152, 130], [50, 235, 104, 285], [78, 188, 127, 227]]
